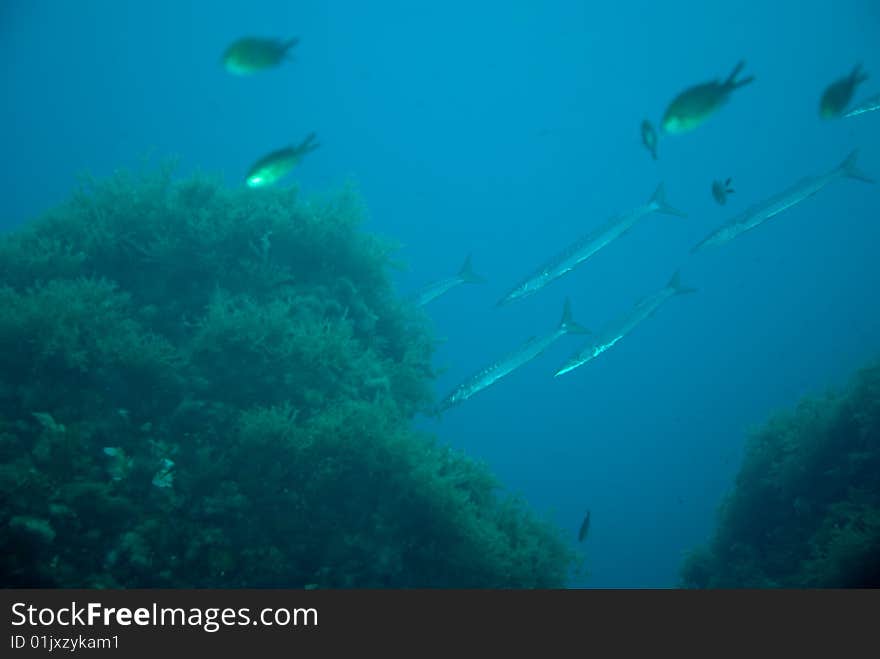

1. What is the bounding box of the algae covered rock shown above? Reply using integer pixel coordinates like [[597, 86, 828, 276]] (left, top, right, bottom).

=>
[[681, 361, 880, 588], [0, 167, 575, 588]]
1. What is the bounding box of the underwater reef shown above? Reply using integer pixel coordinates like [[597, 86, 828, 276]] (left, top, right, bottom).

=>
[[0, 165, 575, 588], [681, 361, 880, 588]]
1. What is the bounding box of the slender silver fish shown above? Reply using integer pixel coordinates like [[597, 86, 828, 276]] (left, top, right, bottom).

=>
[[414, 254, 485, 307], [555, 271, 695, 377], [498, 183, 686, 306], [845, 93, 880, 118], [692, 150, 874, 253], [438, 299, 589, 411]]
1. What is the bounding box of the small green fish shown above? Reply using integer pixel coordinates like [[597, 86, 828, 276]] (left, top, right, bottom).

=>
[[819, 64, 868, 119], [246, 133, 320, 188], [222, 37, 299, 75], [661, 61, 754, 135], [640, 119, 658, 160]]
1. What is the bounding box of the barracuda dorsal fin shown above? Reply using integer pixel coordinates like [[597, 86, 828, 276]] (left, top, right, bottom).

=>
[[559, 297, 590, 334], [649, 182, 687, 218], [458, 253, 486, 284]]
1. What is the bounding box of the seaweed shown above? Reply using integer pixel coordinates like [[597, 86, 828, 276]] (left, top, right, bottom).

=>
[[681, 361, 880, 588], [0, 166, 575, 588]]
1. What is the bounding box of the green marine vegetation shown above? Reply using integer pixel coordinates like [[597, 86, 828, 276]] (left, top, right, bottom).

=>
[[681, 360, 880, 588], [222, 36, 299, 75], [819, 63, 869, 119], [661, 61, 754, 135], [0, 165, 577, 588], [246, 133, 320, 188]]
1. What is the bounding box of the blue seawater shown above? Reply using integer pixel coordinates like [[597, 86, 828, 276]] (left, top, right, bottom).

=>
[[2, 0, 878, 587]]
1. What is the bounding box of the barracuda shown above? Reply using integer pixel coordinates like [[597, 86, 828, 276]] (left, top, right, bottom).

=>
[[498, 183, 685, 306], [555, 271, 695, 377], [692, 150, 874, 253], [438, 298, 589, 411], [845, 93, 880, 118], [414, 254, 485, 307]]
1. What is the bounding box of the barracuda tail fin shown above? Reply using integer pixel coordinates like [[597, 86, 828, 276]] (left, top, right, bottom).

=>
[[668, 270, 698, 295], [457, 253, 486, 284], [839, 150, 875, 184], [649, 182, 687, 218], [559, 297, 590, 335], [559, 298, 591, 334]]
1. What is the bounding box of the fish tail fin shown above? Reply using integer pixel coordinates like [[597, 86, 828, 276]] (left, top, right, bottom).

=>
[[650, 182, 687, 218], [668, 270, 698, 295], [284, 37, 300, 53], [724, 60, 745, 83], [724, 60, 754, 90], [851, 62, 869, 84], [559, 297, 590, 335], [457, 254, 486, 284], [839, 150, 875, 184], [298, 132, 320, 154]]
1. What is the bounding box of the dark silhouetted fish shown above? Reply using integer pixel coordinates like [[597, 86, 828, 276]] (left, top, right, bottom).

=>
[[711, 178, 735, 205], [641, 119, 658, 160], [578, 510, 591, 542]]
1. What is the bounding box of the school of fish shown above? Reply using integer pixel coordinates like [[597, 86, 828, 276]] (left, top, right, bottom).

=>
[[219, 40, 877, 412]]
